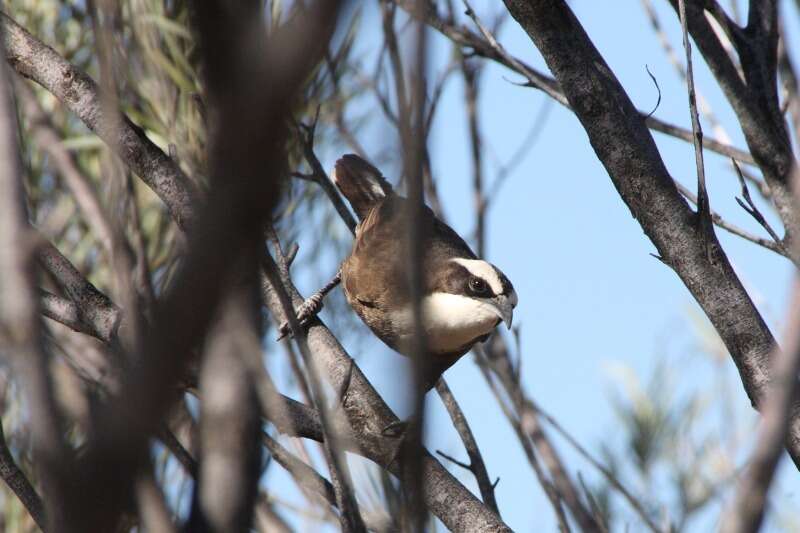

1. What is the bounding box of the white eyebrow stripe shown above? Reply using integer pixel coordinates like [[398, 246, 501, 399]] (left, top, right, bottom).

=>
[[450, 258, 504, 295]]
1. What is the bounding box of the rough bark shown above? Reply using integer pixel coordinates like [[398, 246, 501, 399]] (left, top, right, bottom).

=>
[[665, 0, 799, 243], [501, 0, 797, 465]]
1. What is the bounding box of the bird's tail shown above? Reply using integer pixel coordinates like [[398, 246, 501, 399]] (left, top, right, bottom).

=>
[[332, 154, 393, 220]]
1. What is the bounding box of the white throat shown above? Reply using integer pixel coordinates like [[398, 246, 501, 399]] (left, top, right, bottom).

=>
[[391, 292, 501, 354]]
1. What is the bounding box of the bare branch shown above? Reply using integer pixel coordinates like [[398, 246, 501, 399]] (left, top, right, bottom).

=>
[[263, 432, 336, 511], [392, 0, 756, 165], [720, 281, 800, 533], [678, 0, 712, 238], [0, 26, 70, 528], [0, 420, 47, 531], [263, 253, 366, 533], [40, 290, 101, 339], [1, 12, 197, 230], [731, 160, 793, 261], [296, 113, 358, 234], [674, 181, 787, 257], [499, 0, 800, 467], [665, 0, 799, 244], [435, 379, 500, 515], [38, 241, 121, 344]]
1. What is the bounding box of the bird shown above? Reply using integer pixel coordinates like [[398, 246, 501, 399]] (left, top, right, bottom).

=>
[[331, 154, 517, 390]]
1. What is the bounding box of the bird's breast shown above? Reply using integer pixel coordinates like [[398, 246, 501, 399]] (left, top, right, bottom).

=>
[[388, 292, 501, 355]]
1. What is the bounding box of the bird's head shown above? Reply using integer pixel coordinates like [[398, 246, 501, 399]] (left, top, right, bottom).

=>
[[420, 257, 517, 354], [447, 257, 517, 329]]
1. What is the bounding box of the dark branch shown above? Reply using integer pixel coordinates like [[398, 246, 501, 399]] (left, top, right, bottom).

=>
[[0, 420, 47, 531], [500, 0, 798, 467]]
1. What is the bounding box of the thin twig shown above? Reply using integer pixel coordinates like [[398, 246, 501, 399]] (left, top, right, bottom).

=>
[[678, 0, 713, 249], [14, 77, 117, 257], [474, 353, 572, 533], [393, 0, 755, 166], [475, 336, 601, 532], [458, 27, 487, 256], [484, 98, 554, 208], [534, 402, 661, 533], [296, 110, 357, 234], [731, 160, 793, 262], [324, 49, 368, 157], [640, 0, 732, 144], [675, 181, 788, 258], [644, 65, 662, 118], [435, 449, 472, 471], [578, 473, 609, 533], [435, 379, 500, 515]]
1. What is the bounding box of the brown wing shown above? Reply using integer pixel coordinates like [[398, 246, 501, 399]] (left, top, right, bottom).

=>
[[342, 197, 407, 303], [342, 191, 481, 304]]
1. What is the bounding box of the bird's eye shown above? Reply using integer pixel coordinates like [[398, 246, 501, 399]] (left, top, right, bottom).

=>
[[468, 277, 488, 295]]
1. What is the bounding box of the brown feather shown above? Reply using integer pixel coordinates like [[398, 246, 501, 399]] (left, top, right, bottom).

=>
[[332, 154, 393, 220], [336, 154, 499, 390]]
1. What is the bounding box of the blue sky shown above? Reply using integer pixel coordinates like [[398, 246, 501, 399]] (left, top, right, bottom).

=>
[[266, 1, 800, 531]]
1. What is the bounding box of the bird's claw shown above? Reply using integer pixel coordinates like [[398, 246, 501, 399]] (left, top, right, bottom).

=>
[[276, 293, 325, 340]]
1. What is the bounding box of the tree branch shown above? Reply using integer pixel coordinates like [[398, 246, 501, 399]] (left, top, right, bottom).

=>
[[0, 420, 47, 531], [40, 1, 345, 529], [435, 379, 500, 515], [678, 0, 713, 241], [500, 0, 799, 468], [1, 12, 197, 230], [263, 253, 366, 533], [666, 0, 799, 244], [392, 0, 756, 165], [720, 281, 800, 533], [0, 26, 70, 529], [38, 241, 121, 344]]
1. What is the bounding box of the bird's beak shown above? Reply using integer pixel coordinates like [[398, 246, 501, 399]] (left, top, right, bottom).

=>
[[489, 294, 515, 329]]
